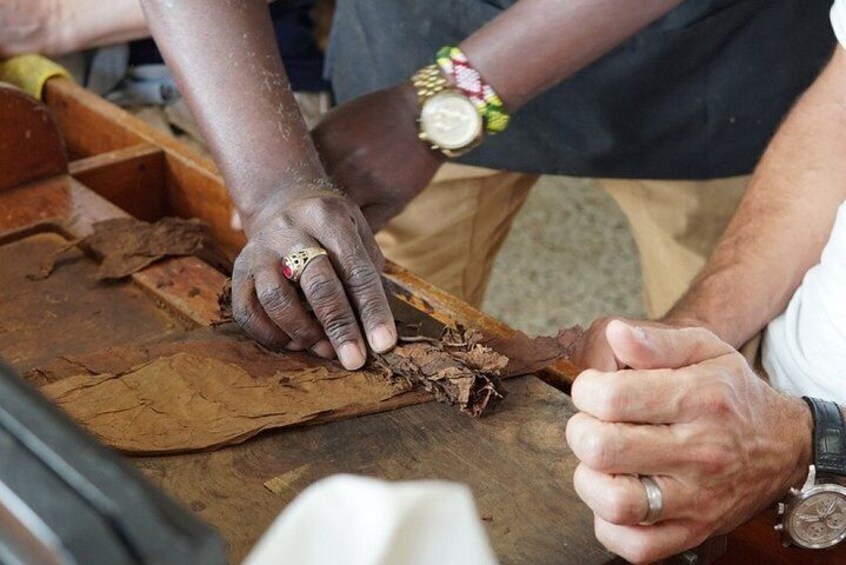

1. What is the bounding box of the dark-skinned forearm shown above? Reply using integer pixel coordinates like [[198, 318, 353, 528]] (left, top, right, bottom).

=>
[[664, 48, 846, 348], [460, 0, 682, 111], [139, 0, 326, 234]]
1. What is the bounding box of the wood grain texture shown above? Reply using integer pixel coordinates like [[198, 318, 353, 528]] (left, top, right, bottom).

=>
[[0, 231, 192, 373], [15, 76, 846, 563], [69, 143, 167, 221], [0, 83, 67, 191], [44, 79, 246, 254], [135, 377, 612, 565]]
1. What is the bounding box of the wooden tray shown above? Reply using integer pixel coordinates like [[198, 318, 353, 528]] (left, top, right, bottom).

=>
[[1, 77, 840, 564]]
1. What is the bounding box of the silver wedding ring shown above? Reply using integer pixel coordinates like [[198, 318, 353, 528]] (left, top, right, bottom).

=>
[[639, 475, 663, 525]]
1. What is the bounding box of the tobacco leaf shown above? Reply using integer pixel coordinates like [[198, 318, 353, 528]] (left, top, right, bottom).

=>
[[216, 278, 233, 324], [28, 323, 507, 454], [30, 217, 232, 281], [485, 327, 585, 378], [217, 281, 506, 416], [372, 326, 508, 418], [39, 351, 409, 454]]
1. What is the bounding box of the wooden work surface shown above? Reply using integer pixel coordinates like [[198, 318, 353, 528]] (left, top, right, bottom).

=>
[[0, 82, 612, 564], [2, 77, 846, 564], [0, 175, 610, 565], [135, 377, 602, 563]]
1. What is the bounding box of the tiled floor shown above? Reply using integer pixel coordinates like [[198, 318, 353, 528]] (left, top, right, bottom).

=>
[[482, 176, 645, 335]]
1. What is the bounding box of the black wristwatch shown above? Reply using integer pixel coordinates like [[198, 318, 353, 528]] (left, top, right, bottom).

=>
[[776, 397, 846, 549]]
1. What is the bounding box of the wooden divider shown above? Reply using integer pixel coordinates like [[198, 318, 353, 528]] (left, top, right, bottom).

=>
[[69, 143, 167, 221], [41, 77, 579, 386]]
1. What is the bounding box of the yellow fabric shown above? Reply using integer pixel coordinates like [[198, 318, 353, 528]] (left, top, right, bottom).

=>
[[0, 54, 71, 100], [378, 167, 748, 316]]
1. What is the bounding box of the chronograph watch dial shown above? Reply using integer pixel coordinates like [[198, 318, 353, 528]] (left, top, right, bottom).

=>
[[778, 398, 846, 550], [779, 468, 846, 549]]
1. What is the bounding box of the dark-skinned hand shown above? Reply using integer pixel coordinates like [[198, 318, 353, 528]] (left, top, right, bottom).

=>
[[312, 83, 445, 232], [233, 185, 396, 371]]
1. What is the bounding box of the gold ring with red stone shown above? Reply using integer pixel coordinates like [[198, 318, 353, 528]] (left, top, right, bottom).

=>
[[282, 247, 328, 283]]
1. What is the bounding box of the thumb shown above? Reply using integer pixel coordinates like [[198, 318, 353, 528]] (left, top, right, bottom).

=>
[[605, 319, 735, 370]]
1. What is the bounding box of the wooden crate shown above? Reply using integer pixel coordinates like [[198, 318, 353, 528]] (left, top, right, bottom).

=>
[[1, 78, 840, 564]]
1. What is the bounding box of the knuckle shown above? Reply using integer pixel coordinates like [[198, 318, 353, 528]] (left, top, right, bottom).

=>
[[698, 381, 736, 417], [321, 314, 360, 342], [303, 276, 339, 304], [689, 325, 720, 343], [603, 491, 639, 525], [572, 369, 601, 408], [596, 384, 627, 421], [695, 442, 735, 475], [287, 324, 317, 342], [310, 197, 344, 221], [232, 252, 252, 278], [232, 307, 277, 347], [231, 296, 253, 328], [581, 430, 615, 471], [343, 260, 380, 292], [257, 285, 296, 314]]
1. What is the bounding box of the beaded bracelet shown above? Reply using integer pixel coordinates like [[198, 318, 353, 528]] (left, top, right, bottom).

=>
[[435, 45, 511, 135]]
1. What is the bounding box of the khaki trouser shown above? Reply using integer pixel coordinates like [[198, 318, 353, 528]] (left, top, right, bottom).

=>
[[132, 99, 749, 320], [378, 163, 750, 319]]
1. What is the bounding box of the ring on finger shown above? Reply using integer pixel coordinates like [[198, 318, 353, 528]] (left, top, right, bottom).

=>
[[639, 475, 663, 525], [282, 247, 328, 283]]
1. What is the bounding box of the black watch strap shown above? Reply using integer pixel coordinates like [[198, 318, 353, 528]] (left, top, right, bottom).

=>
[[804, 397, 846, 476]]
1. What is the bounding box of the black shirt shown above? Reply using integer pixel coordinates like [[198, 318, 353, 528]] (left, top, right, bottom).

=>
[[326, 0, 835, 179]]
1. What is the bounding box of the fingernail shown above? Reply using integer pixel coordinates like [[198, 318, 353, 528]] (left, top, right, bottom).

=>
[[310, 339, 335, 360], [632, 326, 649, 342], [338, 342, 366, 370], [369, 325, 397, 353], [286, 340, 306, 351]]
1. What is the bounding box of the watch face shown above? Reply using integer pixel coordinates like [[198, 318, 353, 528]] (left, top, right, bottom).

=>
[[420, 91, 482, 150], [787, 489, 846, 549]]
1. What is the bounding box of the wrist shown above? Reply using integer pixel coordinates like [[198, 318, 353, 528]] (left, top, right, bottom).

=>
[[783, 395, 815, 492], [238, 177, 341, 236], [397, 81, 448, 166], [659, 306, 735, 345]]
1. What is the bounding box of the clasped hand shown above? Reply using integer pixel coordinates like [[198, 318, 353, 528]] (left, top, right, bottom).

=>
[[567, 320, 812, 562]]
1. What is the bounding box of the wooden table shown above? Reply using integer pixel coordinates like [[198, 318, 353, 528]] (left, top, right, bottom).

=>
[[1, 77, 844, 564]]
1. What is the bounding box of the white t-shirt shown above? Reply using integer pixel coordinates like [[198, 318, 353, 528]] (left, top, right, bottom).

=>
[[763, 203, 846, 403], [761, 2, 846, 402], [833, 0, 846, 47]]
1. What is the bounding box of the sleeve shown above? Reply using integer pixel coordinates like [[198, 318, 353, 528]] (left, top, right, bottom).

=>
[[762, 201, 846, 404], [833, 0, 846, 49]]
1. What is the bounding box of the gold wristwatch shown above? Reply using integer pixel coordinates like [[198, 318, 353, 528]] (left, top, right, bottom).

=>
[[411, 64, 483, 158]]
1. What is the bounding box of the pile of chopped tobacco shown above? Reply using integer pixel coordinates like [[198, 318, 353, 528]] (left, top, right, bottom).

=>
[[372, 325, 508, 417]]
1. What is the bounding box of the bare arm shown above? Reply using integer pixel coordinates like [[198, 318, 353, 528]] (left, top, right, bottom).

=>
[[665, 48, 846, 348], [140, 0, 397, 370], [461, 0, 683, 110], [315, 0, 683, 229], [0, 0, 147, 57], [139, 0, 321, 220]]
